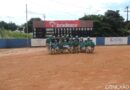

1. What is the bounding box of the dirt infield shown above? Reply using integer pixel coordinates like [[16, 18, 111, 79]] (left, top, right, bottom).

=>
[[0, 46, 130, 90]]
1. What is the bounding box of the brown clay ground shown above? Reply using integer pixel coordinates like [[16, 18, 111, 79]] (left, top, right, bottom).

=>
[[0, 46, 130, 90]]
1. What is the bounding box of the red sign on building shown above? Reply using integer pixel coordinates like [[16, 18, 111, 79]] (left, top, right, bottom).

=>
[[44, 20, 93, 28], [45, 20, 80, 28], [33, 20, 93, 28]]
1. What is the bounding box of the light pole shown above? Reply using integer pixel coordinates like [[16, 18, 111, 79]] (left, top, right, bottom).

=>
[[126, 6, 129, 22], [125, 6, 130, 22], [26, 2, 29, 47], [43, 14, 46, 21]]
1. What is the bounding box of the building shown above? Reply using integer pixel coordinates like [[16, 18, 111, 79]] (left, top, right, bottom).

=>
[[33, 20, 93, 38]]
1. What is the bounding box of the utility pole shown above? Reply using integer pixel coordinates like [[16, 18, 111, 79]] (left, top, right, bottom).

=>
[[43, 14, 46, 21], [125, 6, 130, 22], [26, 3, 29, 47]]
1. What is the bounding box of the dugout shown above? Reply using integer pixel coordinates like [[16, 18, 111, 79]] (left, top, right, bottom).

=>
[[33, 20, 93, 38]]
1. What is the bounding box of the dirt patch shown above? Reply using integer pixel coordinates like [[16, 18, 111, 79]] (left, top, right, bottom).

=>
[[0, 46, 130, 90]]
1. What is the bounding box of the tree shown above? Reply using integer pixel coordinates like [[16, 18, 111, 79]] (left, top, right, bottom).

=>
[[80, 15, 106, 36], [0, 21, 18, 31], [103, 10, 125, 36], [24, 18, 41, 33], [6, 22, 18, 31], [0, 21, 8, 29], [125, 21, 130, 30], [79, 10, 130, 37]]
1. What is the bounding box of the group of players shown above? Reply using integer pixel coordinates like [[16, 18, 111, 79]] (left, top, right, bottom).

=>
[[46, 35, 95, 54]]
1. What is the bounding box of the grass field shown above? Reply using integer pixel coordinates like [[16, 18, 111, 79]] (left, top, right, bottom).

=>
[[0, 29, 32, 39], [0, 46, 130, 90]]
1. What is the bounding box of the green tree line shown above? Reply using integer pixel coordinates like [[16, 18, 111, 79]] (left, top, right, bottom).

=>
[[0, 21, 18, 31], [79, 10, 130, 37]]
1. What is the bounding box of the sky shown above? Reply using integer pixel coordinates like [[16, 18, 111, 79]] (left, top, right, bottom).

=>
[[0, 0, 130, 25]]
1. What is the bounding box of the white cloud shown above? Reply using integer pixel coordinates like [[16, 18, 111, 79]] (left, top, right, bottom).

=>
[[0, 0, 129, 25]]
